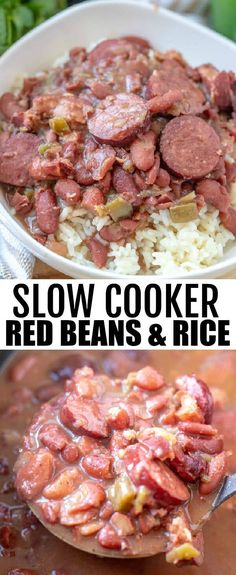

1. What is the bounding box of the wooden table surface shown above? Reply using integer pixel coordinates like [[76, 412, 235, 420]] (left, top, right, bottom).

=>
[[33, 259, 236, 279]]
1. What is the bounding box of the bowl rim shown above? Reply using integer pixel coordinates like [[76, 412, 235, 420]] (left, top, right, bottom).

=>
[[0, 0, 236, 279]]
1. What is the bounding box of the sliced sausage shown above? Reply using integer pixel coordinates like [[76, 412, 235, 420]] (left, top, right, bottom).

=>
[[88, 38, 135, 65], [0, 92, 24, 121], [124, 444, 190, 506], [130, 131, 156, 171], [196, 179, 230, 213], [60, 394, 109, 438], [112, 165, 139, 204], [85, 238, 108, 268], [199, 452, 227, 495], [169, 445, 206, 483], [88, 93, 149, 145], [160, 116, 221, 180], [146, 60, 205, 116], [121, 35, 150, 49], [54, 179, 81, 206], [220, 208, 236, 235], [35, 188, 60, 235], [0, 132, 40, 187], [176, 375, 214, 424]]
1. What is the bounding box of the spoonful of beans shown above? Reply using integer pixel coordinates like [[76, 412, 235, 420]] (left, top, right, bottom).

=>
[[14, 366, 236, 567]]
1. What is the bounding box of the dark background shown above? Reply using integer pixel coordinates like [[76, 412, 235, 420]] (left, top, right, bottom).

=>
[[68, 1, 86, 4]]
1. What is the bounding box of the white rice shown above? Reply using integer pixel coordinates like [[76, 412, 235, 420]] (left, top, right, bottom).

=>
[[55, 201, 234, 276]]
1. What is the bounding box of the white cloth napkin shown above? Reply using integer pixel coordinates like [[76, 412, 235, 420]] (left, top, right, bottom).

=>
[[0, 204, 35, 278], [0, 0, 209, 278]]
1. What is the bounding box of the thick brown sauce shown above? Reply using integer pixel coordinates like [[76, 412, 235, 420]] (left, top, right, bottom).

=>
[[0, 350, 236, 575]]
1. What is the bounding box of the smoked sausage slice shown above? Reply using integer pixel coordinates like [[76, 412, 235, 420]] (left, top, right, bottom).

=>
[[88, 93, 149, 145], [0, 132, 40, 186], [60, 394, 109, 438], [146, 60, 205, 116], [124, 444, 190, 507], [160, 116, 221, 179]]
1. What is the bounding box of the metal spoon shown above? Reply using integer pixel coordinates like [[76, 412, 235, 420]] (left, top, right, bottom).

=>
[[29, 473, 236, 559]]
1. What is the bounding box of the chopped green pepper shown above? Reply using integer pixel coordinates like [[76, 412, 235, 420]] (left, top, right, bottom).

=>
[[166, 543, 200, 564], [178, 191, 196, 204], [133, 486, 151, 515], [96, 196, 132, 222], [38, 143, 60, 155], [109, 474, 137, 512], [49, 116, 70, 134], [170, 202, 198, 223]]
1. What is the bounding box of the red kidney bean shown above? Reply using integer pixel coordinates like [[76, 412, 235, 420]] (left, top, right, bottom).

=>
[[40, 501, 60, 524], [81, 188, 105, 213], [15, 449, 55, 500], [179, 433, 224, 455], [43, 468, 82, 500], [39, 424, 70, 452], [130, 131, 156, 171], [82, 454, 113, 479], [60, 481, 105, 517], [177, 422, 217, 436], [35, 188, 60, 235], [62, 443, 80, 463], [85, 238, 108, 268], [111, 512, 134, 536], [129, 366, 164, 391], [97, 524, 122, 550], [54, 179, 81, 206], [106, 405, 130, 430]]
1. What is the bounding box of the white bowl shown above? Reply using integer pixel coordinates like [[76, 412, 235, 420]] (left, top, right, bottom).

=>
[[0, 0, 235, 279]]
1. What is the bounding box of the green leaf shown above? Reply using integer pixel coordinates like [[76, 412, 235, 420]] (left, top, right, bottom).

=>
[[28, 0, 66, 20], [0, 7, 7, 46], [11, 5, 34, 39]]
